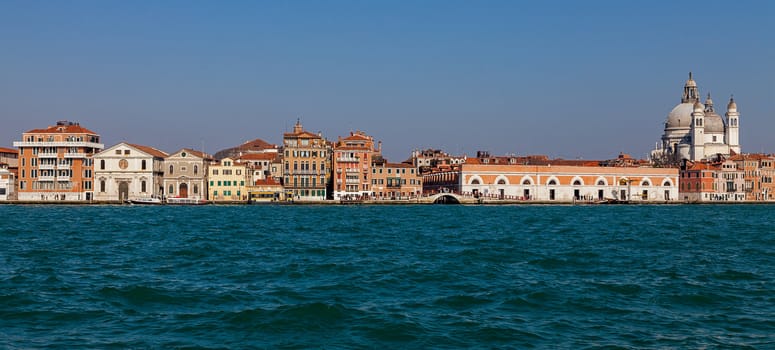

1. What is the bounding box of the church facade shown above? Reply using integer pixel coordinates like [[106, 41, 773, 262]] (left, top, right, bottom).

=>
[[652, 73, 740, 163]]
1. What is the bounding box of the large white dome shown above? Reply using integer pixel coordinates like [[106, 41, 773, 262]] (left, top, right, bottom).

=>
[[666, 103, 694, 129]]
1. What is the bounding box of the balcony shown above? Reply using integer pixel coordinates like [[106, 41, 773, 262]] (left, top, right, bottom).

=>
[[336, 157, 359, 163], [38, 152, 58, 158], [345, 168, 359, 173], [13, 141, 104, 149], [57, 164, 71, 170], [39, 164, 56, 170], [39, 176, 56, 181], [345, 179, 360, 185], [57, 176, 71, 182], [64, 153, 87, 158]]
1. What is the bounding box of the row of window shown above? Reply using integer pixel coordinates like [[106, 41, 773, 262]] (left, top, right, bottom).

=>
[[212, 169, 241, 175], [372, 168, 415, 174], [209, 180, 245, 187], [213, 190, 240, 197]]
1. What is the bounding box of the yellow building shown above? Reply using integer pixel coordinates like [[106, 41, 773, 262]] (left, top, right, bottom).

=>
[[282, 120, 330, 200], [208, 157, 252, 202]]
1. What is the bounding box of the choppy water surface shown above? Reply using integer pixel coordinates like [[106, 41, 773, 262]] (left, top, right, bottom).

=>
[[0, 204, 772, 348]]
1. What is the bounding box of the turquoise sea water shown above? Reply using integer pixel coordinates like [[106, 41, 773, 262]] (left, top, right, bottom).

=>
[[0, 204, 772, 349]]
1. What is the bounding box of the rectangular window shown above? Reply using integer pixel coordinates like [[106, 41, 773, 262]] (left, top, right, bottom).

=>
[[210, 181, 214, 186]]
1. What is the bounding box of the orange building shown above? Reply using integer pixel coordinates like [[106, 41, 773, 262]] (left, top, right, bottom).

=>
[[332, 131, 379, 200], [730, 153, 775, 200], [679, 159, 746, 202], [13, 121, 103, 201], [371, 160, 422, 199], [282, 120, 330, 200]]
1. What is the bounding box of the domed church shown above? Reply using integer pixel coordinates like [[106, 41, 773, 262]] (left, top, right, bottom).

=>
[[652, 73, 740, 163]]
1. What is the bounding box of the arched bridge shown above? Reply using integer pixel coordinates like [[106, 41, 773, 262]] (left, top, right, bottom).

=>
[[423, 193, 464, 204]]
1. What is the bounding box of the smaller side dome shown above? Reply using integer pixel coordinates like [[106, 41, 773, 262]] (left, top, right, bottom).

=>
[[693, 100, 704, 112]]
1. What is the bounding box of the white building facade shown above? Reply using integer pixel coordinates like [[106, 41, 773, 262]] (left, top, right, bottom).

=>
[[460, 164, 679, 202], [0, 165, 16, 201], [93, 143, 168, 202]]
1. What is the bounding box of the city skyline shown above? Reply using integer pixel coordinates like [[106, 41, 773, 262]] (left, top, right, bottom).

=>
[[1, 1, 773, 161]]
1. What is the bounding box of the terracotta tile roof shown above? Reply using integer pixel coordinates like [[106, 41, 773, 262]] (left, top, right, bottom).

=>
[[128, 144, 168, 159], [342, 133, 372, 141], [238, 138, 276, 150], [283, 131, 321, 139], [237, 153, 278, 161], [26, 123, 98, 135], [385, 162, 414, 168], [0, 147, 17, 154], [168, 148, 213, 160]]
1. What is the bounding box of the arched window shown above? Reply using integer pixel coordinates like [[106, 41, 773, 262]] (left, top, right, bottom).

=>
[[194, 165, 198, 175], [573, 180, 582, 186], [597, 180, 606, 186], [663, 181, 671, 186], [141, 180, 147, 192], [100, 180, 106, 192], [100, 159, 105, 170], [641, 180, 651, 186], [169, 165, 174, 174], [193, 184, 199, 194], [548, 179, 557, 185], [497, 179, 506, 185], [522, 179, 531, 185], [168, 185, 174, 194], [471, 179, 480, 185]]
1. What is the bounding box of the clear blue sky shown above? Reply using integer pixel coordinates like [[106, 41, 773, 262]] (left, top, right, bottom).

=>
[[1, 0, 773, 161]]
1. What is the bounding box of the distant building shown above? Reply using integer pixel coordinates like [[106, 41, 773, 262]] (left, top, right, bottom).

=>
[[213, 138, 278, 160], [679, 159, 745, 202], [411, 148, 466, 174], [332, 131, 380, 200], [652, 73, 741, 163], [730, 153, 775, 200], [208, 157, 251, 202], [93, 143, 168, 202], [237, 152, 282, 182], [247, 177, 284, 202], [371, 159, 422, 199], [282, 120, 330, 201], [13, 121, 103, 201], [163, 149, 212, 201], [0, 147, 19, 168], [0, 163, 16, 201], [422, 154, 679, 202]]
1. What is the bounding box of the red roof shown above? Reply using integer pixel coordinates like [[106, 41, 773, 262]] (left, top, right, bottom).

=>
[[0, 147, 18, 154], [283, 131, 321, 139], [237, 153, 278, 161], [26, 123, 98, 135], [237, 138, 276, 151], [128, 144, 168, 159], [385, 162, 414, 168]]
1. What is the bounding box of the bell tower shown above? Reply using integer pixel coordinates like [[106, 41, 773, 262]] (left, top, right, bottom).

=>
[[691, 100, 705, 160], [726, 96, 740, 154]]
